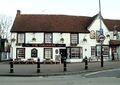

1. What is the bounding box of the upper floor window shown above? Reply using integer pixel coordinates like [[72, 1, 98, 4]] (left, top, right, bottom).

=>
[[70, 33, 78, 44], [44, 33, 52, 43], [17, 33, 25, 43]]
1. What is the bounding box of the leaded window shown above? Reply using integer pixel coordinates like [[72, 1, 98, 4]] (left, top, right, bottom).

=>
[[16, 48, 25, 58], [44, 33, 52, 43], [17, 33, 25, 43], [67, 47, 82, 59], [44, 48, 52, 59], [70, 33, 78, 44], [91, 46, 96, 56]]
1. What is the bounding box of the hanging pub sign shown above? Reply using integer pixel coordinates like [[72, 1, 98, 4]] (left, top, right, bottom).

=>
[[22, 43, 66, 47], [90, 30, 95, 39]]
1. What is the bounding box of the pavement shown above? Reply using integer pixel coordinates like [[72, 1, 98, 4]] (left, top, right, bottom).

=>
[[0, 61, 120, 77]]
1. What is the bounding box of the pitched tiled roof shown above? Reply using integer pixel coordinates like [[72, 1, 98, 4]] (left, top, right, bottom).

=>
[[11, 12, 95, 33], [109, 40, 120, 45], [104, 19, 120, 31], [11, 10, 120, 33]]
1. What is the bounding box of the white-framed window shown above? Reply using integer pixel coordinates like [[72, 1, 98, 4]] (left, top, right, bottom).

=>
[[67, 47, 82, 59], [96, 45, 109, 57], [44, 33, 52, 43], [70, 33, 78, 44], [16, 48, 25, 58], [91, 46, 96, 56], [17, 33, 25, 43], [102, 46, 109, 57], [44, 48, 52, 59]]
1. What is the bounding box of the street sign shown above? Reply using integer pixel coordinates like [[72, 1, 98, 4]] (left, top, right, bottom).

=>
[[99, 34, 105, 43]]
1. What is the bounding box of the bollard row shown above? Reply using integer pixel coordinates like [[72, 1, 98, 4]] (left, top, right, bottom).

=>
[[9, 57, 89, 74]]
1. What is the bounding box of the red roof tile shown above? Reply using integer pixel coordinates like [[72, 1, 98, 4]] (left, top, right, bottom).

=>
[[109, 40, 120, 45], [11, 11, 120, 33], [104, 19, 120, 31], [11, 13, 94, 33]]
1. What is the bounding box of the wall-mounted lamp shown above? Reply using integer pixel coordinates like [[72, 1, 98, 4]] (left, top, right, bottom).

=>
[[83, 38, 87, 42], [60, 38, 64, 43]]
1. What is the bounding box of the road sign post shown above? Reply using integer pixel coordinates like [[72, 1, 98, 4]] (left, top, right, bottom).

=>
[[99, 34, 105, 67]]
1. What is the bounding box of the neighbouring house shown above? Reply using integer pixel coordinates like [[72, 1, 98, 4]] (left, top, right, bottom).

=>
[[10, 10, 120, 63], [0, 36, 10, 61]]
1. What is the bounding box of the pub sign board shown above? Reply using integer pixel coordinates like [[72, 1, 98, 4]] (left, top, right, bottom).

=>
[[22, 43, 66, 47]]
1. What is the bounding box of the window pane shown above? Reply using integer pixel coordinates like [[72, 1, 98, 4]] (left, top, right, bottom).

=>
[[17, 33, 25, 43], [71, 33, 78, 44], [16, 48, 25, 58], [103, 46, 109, 57], [91, 46, 96, 56], [44, 33, 52, 43], [69, 48, 81, 59], [96, 46, 101, 57], [44, 48, 52, 59]]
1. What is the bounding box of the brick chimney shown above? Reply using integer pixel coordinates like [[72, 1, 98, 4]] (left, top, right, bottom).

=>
[[17, 10, 21, 15]]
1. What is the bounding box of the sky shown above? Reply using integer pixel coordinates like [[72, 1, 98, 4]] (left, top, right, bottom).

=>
[[0, 0, 120, 19]]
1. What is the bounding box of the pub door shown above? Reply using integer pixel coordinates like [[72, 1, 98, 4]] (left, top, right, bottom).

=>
[[60, 49, 67, 63]]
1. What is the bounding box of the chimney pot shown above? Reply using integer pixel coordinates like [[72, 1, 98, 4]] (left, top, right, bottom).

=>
[[17, 10, 21, 15]]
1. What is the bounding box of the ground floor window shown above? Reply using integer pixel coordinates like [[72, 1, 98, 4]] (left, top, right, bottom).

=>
[[103, 46, 109, 57], [44, 48, 52, 59], [16, 48, 25, 58], [96, 45, 109, 57], [91, 46, 96, 56], [67, 47, 82, 59]]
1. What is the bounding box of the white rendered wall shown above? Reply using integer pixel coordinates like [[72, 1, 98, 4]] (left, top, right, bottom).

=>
[[88, 16, 109, 45], [26, 33, 44, 43], [25, 47, 43, 61]]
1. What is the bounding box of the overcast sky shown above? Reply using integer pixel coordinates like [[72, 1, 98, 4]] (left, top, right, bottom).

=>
[[0, 0, 120, 19]]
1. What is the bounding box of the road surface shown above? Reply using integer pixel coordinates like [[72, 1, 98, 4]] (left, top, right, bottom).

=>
[[0, 69, 120, 85]]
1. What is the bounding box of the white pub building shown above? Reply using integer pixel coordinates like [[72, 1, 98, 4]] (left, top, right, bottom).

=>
[[10, 10, 120, 63]]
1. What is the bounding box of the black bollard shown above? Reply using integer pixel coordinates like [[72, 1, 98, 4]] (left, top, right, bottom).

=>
[[85, 57, 88, 70], [37, 58, 40, 73], [10, 59, 14, 73], [63, 57, 67, 72]]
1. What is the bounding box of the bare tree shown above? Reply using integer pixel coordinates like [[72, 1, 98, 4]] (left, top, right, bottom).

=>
[[0, 15, 12, 39]]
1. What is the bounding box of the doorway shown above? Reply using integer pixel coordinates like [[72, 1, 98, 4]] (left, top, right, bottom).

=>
[[60, 49, 67, 63]]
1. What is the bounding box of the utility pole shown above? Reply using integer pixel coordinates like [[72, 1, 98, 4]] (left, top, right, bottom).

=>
[[98, 0, 105, 67]]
